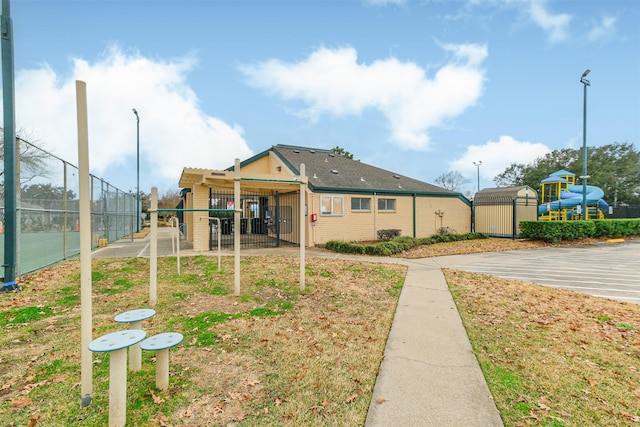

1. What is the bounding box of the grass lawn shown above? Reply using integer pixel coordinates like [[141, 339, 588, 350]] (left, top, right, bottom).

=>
[[1, 238, 639, 426], [0, 255, 405, 426], [446, 269, 640, 426]]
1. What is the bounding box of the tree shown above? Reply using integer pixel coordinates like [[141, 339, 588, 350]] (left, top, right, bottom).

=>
[[493, 142, 640, 204], [331, 146, 354, 159], [139, 190, 151, 217], [21, 183, 75, 205], [434, 171, 470, 192], [0, 130, 52, 198], [158, 189, 181, 220], [494, 163, 528, 187]]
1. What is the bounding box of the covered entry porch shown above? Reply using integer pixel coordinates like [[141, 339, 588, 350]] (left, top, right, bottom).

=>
[[178, 164, 307, 252]]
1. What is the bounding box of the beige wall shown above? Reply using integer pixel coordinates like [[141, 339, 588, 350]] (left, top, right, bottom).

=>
[[179, 168, 471, 247], [191, 183, 212, 252], [241, 152, 292, 176], [307, 192, 471, 245], [416, 197, 471, 236], [240, 155, 270, 174], [185, 191, 194, 242]]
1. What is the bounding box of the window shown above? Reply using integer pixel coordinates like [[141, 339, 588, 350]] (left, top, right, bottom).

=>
[[378, 198, 396, 211], [321, 196, 344, 216], [351, 197, 371, 211]]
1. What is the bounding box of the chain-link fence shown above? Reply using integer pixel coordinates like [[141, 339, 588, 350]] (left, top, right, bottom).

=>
[[1, 137, 136, 276]]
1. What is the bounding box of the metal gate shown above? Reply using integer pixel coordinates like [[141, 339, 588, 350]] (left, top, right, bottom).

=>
[[206, 188, 300, 249], [473, 196, 538, 239]]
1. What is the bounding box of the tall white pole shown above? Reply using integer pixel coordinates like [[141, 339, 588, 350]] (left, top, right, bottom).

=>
[[149, 187, 158, 306], [580, 70, 591, 219], [76, 80, 93, 406], [233, 159, 241, 296], [299, 164, 306, 291], [132, 109, 140, 232]]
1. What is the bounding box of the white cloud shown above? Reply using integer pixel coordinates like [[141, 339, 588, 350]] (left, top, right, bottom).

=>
[[450, 135, 550, 184], [14, 46, 252, 192], [240, 44, 487, 150], [528, 0, 572, 43], [588, 15, 616, 42]]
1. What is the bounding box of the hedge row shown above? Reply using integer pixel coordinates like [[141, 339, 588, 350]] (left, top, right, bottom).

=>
[[520, 219, 640, 243], [325, 232, 489, 256]]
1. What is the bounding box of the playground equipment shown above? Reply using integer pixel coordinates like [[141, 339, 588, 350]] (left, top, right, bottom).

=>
[[114, 308, 156, 372], [140, 332, 184, 390], [88, 330, 147, 426], [538, 169, 609, 220]]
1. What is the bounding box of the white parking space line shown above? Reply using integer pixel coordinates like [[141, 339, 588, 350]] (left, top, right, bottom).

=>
[[137, 242, 150, 258]]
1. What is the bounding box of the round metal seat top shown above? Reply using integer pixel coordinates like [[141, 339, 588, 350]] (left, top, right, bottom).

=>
[[89, 329, 147, 353], [140, 332, 184, 351], [114, 308, 156, 323]]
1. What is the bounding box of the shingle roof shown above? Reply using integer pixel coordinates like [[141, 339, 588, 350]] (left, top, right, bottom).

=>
[[473, 185, 537, 203], [270, 144, 451, 195], [475, 185, 530, 195]]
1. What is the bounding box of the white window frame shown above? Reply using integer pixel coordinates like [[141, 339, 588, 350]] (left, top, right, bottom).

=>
[[321, 196, 344, 216]]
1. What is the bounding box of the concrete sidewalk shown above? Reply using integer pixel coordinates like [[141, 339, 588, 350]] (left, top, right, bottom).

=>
[[364, 259, 503, 426]]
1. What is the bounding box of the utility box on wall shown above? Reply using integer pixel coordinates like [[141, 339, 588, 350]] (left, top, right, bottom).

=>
[[473, 186, 538, 238]]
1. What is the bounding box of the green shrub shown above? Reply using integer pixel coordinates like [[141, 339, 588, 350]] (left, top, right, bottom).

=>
[[377, 229, 402, 241], [325, 232, 489, 256], [520, 219, 640, 243]]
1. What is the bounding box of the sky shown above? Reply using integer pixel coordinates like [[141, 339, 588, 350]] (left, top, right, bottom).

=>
[[3, 0, 639, 197]]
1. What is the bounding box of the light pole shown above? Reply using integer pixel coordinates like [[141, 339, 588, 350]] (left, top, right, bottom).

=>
[[580, 69, 590, 219], [132, 108, 140, 232], [473, 160, 482, 193]]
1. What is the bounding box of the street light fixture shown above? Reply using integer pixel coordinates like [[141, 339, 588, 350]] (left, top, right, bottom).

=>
[[132, 108, 140, 232], [580, 69, 590, 219], [473, 161, 482, 193]]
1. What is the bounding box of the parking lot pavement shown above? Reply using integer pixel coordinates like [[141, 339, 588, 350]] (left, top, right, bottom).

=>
[[429, 239, 640, 304]]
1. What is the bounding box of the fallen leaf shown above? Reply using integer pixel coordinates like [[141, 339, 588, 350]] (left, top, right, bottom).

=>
[[538, 402, 551, 411], [376, 397, 387, 404], [245, 378, 260, 387], [10, 397, 32, 408], [310, 405, 324, 414], [150, 390, 165, 404], [346, 394, 357, 404]]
